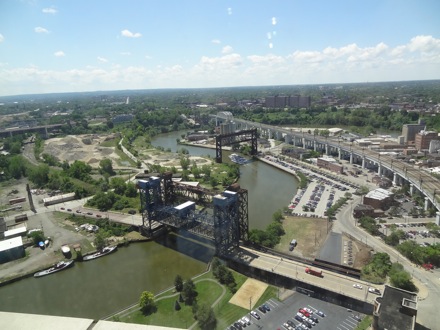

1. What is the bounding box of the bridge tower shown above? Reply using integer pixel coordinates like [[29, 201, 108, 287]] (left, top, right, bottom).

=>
[[138, 177, 163, 230], [213, 190, 240, 255]]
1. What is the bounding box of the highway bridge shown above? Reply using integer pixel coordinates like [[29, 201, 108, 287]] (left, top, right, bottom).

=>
[[215, 115, 440, 222], [225, 246, 379, 312]]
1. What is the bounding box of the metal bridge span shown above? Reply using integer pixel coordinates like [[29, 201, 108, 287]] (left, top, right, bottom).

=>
[[137, 173, 249, 255], [218, 116, 440, 219]]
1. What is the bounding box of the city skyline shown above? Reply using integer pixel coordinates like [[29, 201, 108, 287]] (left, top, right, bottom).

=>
[[0, 0, 439, 97]]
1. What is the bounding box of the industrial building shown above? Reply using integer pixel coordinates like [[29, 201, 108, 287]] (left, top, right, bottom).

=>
[[363, 188, 394, 210], [0, 236, 25, 264], [415, 130, 439, 151], [316, 157, 343, 174], [43, 192, 76, 206], [401, 120, 426, 144], [372, 285, 417, 330]]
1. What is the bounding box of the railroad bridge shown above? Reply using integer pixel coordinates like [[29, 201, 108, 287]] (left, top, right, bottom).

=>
[[137, 172, 249, 255]]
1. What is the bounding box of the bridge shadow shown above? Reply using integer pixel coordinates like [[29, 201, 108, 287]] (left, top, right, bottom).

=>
[[153, 228, 215, 264], [415, 323, 431, 330]]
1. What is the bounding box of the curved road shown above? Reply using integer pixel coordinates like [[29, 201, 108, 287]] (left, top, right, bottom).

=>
[[334, 195, 439, 329]]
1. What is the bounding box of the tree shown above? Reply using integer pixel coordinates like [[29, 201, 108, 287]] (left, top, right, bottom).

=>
[[389, 263, 418, 292], [272, 210, 283, 222], [110, 177, 127, 195], [139, 291, 156, 315], [196, 304, 217, 330], [28, 164, 50, 187], [99, 159, 115, 176], [182, 279, 198, 305], [28, 230, 45, 246], [68, 160, 92, 181], [174, 275, 183, 292], [8, 155, 25, 179], [180, 156, 190, 170], [94, 232, 107, 250], [125, 182, 138, 198]]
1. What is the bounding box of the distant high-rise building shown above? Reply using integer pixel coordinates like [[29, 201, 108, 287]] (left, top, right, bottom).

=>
[[265, 95, 311, 108], [402, 120, 425, 143], [126, 97, 130, 105], [415, 130, 439, 151]]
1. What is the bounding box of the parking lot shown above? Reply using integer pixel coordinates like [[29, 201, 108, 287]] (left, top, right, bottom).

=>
[[228, 293, 365, 330]]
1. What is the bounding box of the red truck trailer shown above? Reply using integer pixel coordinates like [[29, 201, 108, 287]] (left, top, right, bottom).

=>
[[305, 267, 323, 277]]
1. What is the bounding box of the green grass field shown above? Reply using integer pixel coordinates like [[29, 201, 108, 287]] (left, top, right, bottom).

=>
[[117, 269, 278, 329]]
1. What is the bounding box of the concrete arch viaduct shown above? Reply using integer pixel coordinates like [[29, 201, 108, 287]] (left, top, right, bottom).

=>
[[218, 117, 440, 222]]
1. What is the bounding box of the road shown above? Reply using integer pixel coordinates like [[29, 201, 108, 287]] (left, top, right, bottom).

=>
[[231, 247, 383, 304], [334, 195, 440, 329]]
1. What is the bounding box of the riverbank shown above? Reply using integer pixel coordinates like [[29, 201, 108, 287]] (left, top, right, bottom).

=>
[[0, 231, 152, 287]]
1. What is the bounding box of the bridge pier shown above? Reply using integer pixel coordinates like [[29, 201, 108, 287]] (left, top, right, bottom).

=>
[[349, 152, 353, 164], [393, 173, 398, 186], [285, 134, 292, 144], [325, 143, 329, 155], [410, 184, 415, 196], [338, 147, 341, 160], [425, 197, 431, 211], [362, 157, 366, 169], [436, 212, 440, 226]]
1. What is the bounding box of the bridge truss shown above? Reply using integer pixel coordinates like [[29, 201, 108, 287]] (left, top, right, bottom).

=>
[[215, 128, 258, 163], [137, 174, 249, 255]]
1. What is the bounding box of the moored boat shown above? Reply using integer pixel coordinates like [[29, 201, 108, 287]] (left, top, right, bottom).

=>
[[229, 153, 247, 165], [34, 260, 74, 278], [83, 245, 117, 261]]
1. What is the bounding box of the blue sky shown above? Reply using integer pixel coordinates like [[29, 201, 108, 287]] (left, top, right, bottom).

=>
[[0, 0, 439, 96]]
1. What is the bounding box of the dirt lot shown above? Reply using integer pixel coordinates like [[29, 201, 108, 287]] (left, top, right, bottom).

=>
[[43, 134, 122, 167], [277, 215, 372, 269], [277, 215, 329, 259]]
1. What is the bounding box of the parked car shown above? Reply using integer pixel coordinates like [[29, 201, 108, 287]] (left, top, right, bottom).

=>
[[250, 311, 260, 320], [353, 283, 363, 289], [258, 305, 267, 313], [294, 315, 303, 322], [316, 311, 326, 317], [303, 307, 313, 314], [262, 303, 271, 311], [299, 308, 310, 317], [233, 322, 242, 330]]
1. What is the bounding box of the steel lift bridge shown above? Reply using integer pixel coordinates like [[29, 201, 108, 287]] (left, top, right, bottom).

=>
[[137, 172, 249, 256], [215, 128, 258, 163]]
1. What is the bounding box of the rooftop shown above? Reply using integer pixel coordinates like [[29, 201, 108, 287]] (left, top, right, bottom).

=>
[[375, 285, 417, 330]]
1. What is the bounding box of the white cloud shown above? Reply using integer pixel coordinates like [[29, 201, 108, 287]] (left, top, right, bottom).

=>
[[267, 32, 272, 40], [222, 45, 233, 54], [227, 7, 232, 15], [42, 8, 57, 14], [121, 29, 142, 38], [272, 17, 277, 25], [1, 35, 439, 96], [34, 27, 49, 34], [211, 39, 221, 44], [97, 56, 108, 63], [54, 51, 65, 57], [269, 43, 273, 49], [0, 34, 4, 42]]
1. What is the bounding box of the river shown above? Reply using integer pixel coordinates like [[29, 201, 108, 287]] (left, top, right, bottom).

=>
[[0, 130, 298, 319], [152, 130, 299, 229]]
